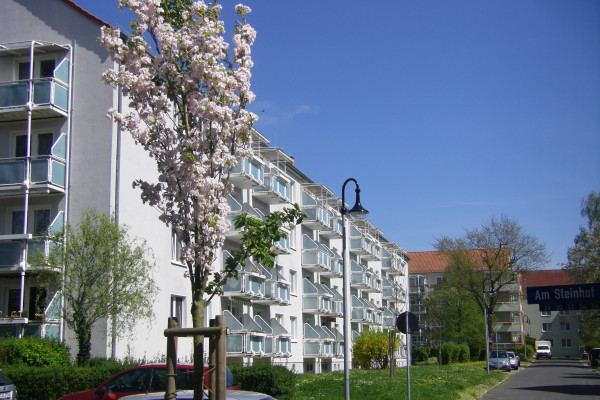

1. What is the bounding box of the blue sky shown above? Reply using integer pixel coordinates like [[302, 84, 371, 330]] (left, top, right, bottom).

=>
[[73, 0, 600, 268]]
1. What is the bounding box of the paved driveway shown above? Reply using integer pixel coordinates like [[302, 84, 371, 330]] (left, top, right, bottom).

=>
[[480, 358, 600, 399]]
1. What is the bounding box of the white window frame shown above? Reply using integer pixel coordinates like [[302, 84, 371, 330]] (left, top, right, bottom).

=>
[[540, 310, 551, 317], [170, 295, 186, 328], [289, 270, 297, 295], [171, 229, 184, 266], [290, 316, 297, 341], [542, 323, 552, 332], [560, 322, 570, 332]]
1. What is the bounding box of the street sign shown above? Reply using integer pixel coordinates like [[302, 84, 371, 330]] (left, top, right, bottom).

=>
[[527, 283, 600, 305], [396, 311, 419, 334], [539, 302, 600, 311]]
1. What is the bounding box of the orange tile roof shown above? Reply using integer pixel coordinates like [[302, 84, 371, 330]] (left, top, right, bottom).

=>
[[407, 251, 451, 274], [408, 248, 510, 274], [521, 269, 573, 288]]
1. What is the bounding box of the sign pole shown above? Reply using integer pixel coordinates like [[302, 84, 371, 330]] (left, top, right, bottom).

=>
[[406, 311, 411, 400]]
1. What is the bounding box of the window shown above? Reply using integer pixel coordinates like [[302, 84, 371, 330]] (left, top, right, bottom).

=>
[[541, 310, 551, 317], [17, 59, 55, 80], [559, 310, 569, 316], [561, 338, 572, 348], [7, 289, 21, 316], [171, 229, 183, 264], [34, 209, 50, 236], [560, 322, 570, 332], [28, 287, 47, 317], [11, 211, 24, 235], [14, 132, 54, 157], [290, 270, 297, 295], [290, 317, 297, 340], [171, 295, 185, 327], [542, 323, 552, 332]]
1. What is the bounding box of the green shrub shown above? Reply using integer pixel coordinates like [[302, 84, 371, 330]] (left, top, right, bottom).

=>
[[2, 362, 129, 400], [458, 343, 470, 362], [413, 346, 431, 363], [229, 363, 295, 400], [440, 342, 458, 365], [352, 328, 391, 369], [468, 342, 484, 361], [0, 337, 70, 366]]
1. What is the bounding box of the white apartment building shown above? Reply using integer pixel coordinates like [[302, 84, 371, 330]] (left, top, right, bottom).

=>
[[0, 0, 409, 373]]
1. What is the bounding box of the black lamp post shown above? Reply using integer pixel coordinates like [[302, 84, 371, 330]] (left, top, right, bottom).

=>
[[341, 178, 368, 400], [483, 278, 495, 375]]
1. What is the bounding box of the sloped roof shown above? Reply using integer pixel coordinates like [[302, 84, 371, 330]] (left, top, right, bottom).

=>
[[407, 248, 510, 274], [407, 251, 450, 273], [62, 0, 113, 27], [521, 269, 572, 288]]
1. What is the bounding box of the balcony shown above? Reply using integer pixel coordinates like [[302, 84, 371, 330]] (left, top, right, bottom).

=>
[[269, 318, 292, 358], [225, 196, 264, 242], [320, 216, 342, 239], [221, 252, 267, 301], [303, 279, 333, 316], [272, 233, 291, 255], [301, 191, 332, 231], [228, 156, 265, 189], [0, 133, 68, 196], [301, 235, 337, 275], [349, 225, 381, 261], [0, 78, 68, 122], [410, 304, 426, 314], [382, 277, 400, 301], [494, 302, 521, 313], [253, 166, 291, 204], [332, 327, 345, 357], [351, 296, 374, 324], [224, 311, 268, 357], [350, 260, 381, 293], [314, 325, 335, 358], [382, 248, 405, 276], [493, 321, 522, 333], [0, 290, 61, 339], [383, 307, 396, 328], [254, 266, 291, 306]]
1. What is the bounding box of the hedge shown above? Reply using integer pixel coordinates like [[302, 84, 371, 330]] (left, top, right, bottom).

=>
[[229, 363, 295, 400], [0, 337, 70, 366]]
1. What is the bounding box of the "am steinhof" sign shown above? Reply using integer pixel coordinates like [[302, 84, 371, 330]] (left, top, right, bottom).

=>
[[526, 283, 600, 311]]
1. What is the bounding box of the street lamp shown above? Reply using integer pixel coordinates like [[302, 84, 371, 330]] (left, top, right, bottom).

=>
[[483, 278, 495, 375], [341, 178, 368, 400]]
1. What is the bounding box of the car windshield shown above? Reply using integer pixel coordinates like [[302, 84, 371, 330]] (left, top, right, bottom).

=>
[[490, 351, 508, 358], [0, 371, 12, 385]]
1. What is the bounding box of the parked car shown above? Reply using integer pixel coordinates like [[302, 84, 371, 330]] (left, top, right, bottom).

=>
[[591, 348, 600, 367], [59, 364, 238, 400], [122, 390, 275, 400], [0, 369, 17, 400], [507, 351, 519, 370], [488, 350, 511, 372]]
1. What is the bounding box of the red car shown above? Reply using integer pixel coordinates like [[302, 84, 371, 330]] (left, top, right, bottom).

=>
[[59, 364, 238, 400]]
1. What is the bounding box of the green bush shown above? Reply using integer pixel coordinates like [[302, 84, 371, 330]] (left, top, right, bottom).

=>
[[458, 343, 470, 362], [468, 342, 484, 361], [440, 342, 458, 365], [229, 363, 295, 400], [0, 337, 70, 366], [2, 363, 128, 400], [413, 346, 431, 363], [352, 328, 391, 369]]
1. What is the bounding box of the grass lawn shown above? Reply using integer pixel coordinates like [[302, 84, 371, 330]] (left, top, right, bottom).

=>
[[291, 362, 508, 400]]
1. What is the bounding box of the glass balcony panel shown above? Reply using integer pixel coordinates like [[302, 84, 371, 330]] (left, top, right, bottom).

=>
[[0, 160, 26, 185], [0, 242, 22, 266], [265, 337, 273, 354], [45, 292, 61, 320], [55, 59, 70, 84], [51, 160, 66, 186], [0, 82, 28, 107], [54, 83, 68, 110], [30, 158, 49, 182], [52, 133, 67, 159], [303, 297, 318, 310], [226, 335, 244, 353], [27, 240, 47, 260], [33, 80, 51, 104], [304, 341, 320, 356]]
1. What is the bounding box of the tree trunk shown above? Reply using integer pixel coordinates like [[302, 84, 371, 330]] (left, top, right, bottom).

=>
[[75, 324, 92, 366], [191, 296, 205, 400]]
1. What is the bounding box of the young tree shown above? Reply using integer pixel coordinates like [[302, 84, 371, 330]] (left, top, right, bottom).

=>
[[353, 328, 394, 369], [435, 215, 548, 346], [100, 1, 304, 396], [39, 210, 157, 365], [564, 191, 600, 343]]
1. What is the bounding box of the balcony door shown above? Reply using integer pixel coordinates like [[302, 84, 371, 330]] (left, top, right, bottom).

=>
[[14, 132, 53, 158], [17, 59, 55, 80]]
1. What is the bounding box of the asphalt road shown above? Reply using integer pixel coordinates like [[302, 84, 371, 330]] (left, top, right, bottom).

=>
[[480, 358, 600, 399]]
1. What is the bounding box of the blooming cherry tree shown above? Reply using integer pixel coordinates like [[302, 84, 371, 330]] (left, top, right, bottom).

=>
[[100, 1, 303, 396]]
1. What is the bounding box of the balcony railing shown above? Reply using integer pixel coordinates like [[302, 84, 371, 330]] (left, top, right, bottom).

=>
[[224, 311, 268, 357], [383, 307, 396, 328], [269, 318, 292, 358], [227, 156, 265, 189], [303, 279, 333, 315], [225, 196, 264, 242], [493, 322, 522, 333], [0, 78, 68, 120], [350, 260, 381, 292], [349, 225, 381, 261], [0, 290, 61, 339], [255, 266, 291, 306], [494, 302, 521, 313], [253, 166, 290, 204], [321, 216, 342, 239], [351, 296, 374, 324], [303, 324, 335, 358], [315, 325, 335, 358], [301, 235, 336, 275], [301, 192, 332, 231], [221, 252, 267, 301]]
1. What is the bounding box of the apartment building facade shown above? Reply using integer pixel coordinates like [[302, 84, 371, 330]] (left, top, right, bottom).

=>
[[407, 250, 524, 347], [521, 269, 584, 358], [0, 0, 409, 372]]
